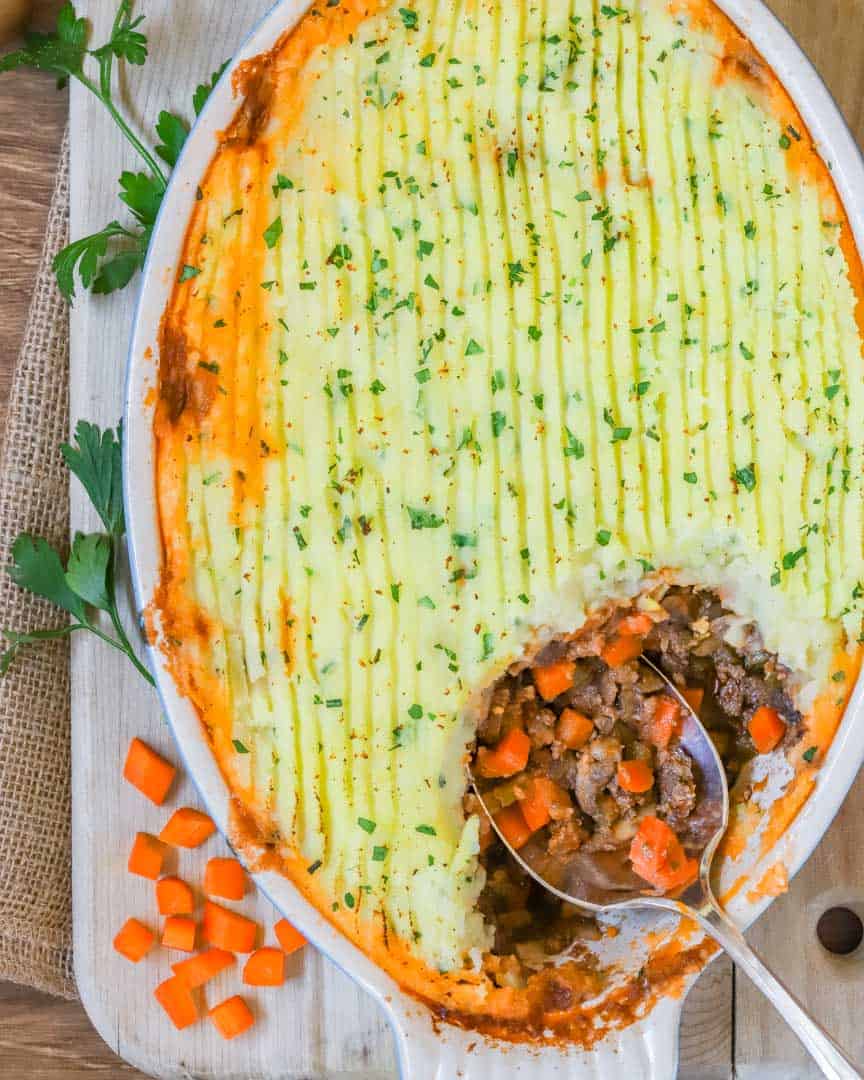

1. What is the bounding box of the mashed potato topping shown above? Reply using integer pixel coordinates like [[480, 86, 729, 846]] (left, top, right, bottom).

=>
[[154, 0, 864, 1039]]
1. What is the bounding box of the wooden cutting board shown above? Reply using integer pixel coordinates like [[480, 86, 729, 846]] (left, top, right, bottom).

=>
[[68, 2, 864, 1076]]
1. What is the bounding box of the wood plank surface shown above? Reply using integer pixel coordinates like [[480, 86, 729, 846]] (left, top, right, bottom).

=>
[[0, 1, 862, 1077]]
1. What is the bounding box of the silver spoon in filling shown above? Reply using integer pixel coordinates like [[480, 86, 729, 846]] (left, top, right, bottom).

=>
[[469, 657, 860, 1080]]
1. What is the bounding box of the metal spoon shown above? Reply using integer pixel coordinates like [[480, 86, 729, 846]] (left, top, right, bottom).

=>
[[471, 657, 860, 1079]]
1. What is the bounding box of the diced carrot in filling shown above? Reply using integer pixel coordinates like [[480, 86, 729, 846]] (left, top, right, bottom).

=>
[[518, 777, 571, 832], [556, 708, 594, 749], [748, 706, 786, 753], [649, 696, 681, 749], [616, 612, 654, 636], [533, 660, 576, 701], [493, 803, 533, 850], [629, 815, 698, 892], [682, 686, 704, 714], [616, 759, 654, 793], [601, 632, 645, 668], [475, 727, 531, 778]]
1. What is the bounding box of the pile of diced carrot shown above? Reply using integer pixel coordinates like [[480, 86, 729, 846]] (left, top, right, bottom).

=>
[[114, 737, 308, 1039]]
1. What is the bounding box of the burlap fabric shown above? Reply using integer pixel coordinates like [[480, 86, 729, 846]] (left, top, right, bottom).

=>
[[0, 130, 76, 999]]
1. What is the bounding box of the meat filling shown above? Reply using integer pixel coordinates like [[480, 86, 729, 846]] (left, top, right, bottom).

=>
[[468, 584, 801, 964]]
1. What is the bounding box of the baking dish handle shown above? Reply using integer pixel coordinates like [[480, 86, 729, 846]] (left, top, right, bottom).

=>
[[390, 995, 684, 1079]]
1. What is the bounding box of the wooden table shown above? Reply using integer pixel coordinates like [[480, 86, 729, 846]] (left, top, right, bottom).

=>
[[0, 2, 863, 1076]]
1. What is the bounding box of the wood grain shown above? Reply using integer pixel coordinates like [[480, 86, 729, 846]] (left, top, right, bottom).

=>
[[0, 0, 67, 437], [0, 1, 863, 1076]]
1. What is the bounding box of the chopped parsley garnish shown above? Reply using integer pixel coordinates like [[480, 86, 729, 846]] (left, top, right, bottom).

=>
[[272, 173, 294, 195], [407, 507, 445, 529], [416, 824, 437, 836], [408, 703, 423, 719], [465, 338, 484, 356], [596, 529, 612, 546], [263, 216, 283, 249], [564, 427, 584, 458], [232, 739, 249, 754], [802, 746, 818, 763], [372, 845, 388, 861], [452, 532, 478, 548], [327, 242, 352, 267], [734, 464, 757, 492], [782, 547, 807, 571], [179, 264, 201, 281], [683, 471, 698, 484], [357, 817, 377, 834], [491, 411, 506, 437]]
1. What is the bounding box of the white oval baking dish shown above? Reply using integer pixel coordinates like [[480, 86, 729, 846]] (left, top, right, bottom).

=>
[[123, 1, 864, 1075]]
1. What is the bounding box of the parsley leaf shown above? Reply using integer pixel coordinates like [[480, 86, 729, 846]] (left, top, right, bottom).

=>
[[7, 535, 88, 621], [407, 507, 445, 529], [65, 533, 113, 611], [154, 110, 189, 167], [2, 421, 154, 686], [60, 421, 124, 535]]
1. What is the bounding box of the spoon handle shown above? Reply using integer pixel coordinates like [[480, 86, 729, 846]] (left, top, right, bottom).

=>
[[696, 903, 861, 1079]]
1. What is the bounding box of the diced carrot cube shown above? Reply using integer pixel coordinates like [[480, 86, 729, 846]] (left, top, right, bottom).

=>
[[160, 807, 216, 848], [533, 660, 576, 701], [274, 918, 307, 955], [748, 706, 786, 754], [556, 707, 594, 749], [493, 803, 533, 850], [162, 915, 197, 953], [209, 995, 255, 1040], [204, 857, 245, 901], [617, 759, 654, 793], [243, 946, 286, 987], [156, 875, 194, 916], [123, 738, 176, 805], [601, 633, 645, 668], [649, 696, 681, 750], [203, 901, 258, 953], [172, 947, 236, 988], [475, 727, 531, 779], [113, 917, 155, 963], [629, 815, 697, 893], [127, 832, 165, 880], [154, 975, 198, 1030]]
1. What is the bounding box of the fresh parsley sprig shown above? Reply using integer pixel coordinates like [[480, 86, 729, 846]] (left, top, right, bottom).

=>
[[0, 1, 226, 300], [1, 422, 154, 685]]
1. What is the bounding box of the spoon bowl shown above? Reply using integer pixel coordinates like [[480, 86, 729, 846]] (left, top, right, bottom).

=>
[[469, 656, 861, 1079]]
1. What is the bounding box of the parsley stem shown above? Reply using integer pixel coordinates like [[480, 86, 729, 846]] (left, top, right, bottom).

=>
[[106, 590, 155, 686], [76, 69, 167, 189]]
